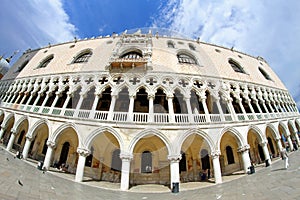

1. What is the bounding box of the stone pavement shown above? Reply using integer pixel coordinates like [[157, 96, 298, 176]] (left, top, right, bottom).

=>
[[0, 147, 299, 200]]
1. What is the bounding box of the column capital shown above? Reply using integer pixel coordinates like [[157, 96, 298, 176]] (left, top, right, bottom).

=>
[[238, 144, 250, 153], [168, 154, 181, 161], [120, 153, 133, 161], [77, 147, 91, 157], [211, 150, 221, 159], [25, 135, 34, 142], [260, 140, 268, 146], [46, 140, 56, 148], [10, 129, 17, 135]]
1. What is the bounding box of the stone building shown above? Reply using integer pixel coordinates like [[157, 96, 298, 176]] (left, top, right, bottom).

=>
[[0, 28, 299, 191]]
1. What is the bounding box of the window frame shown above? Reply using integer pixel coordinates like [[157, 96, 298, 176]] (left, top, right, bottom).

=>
[[177, 53, 197, 65], [228, 58, 246, 74], [72, 50, 93, 64], [36, 54, 54, 69]]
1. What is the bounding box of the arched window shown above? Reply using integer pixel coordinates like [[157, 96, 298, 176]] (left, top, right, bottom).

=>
[[258, 67, 272, 80], [141, 151, 152, 173], [111, 149, 122, 172], [167, 41, 175, 48], [228, 59, 245, 74], [16, 60, 29, 72], [121, 51, 142, 59], [72, 51, 92, 63], [37, 55, 54, 69], [177, 53, 197, 64], [226, 146, 235, 164]]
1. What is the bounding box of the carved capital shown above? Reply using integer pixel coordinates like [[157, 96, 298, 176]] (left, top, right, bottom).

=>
[[168, 154, 182, 161], [211, 150, 221, 159], [25, 135, 34, 142], [77, 148, 91, 157], [238, 144, 250, 153], [46, 140, 56, 148], [120, 153, 133, 161]]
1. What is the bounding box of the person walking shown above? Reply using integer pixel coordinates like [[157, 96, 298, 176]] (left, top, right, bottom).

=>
[[281, 148, 289, 169]]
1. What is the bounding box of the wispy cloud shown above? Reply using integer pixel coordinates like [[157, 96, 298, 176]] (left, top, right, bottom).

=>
[[0, 0, 76, 62], [153, 0, 300, 107]]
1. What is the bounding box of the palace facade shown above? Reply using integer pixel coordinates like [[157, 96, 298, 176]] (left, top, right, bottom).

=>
[[0, 29, 299, 191]]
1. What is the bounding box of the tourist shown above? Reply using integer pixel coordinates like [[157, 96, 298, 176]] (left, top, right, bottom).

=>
[[280, 148, 289, 169]]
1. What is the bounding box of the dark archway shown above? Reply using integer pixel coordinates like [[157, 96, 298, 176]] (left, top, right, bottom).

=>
[[141, 151, 152, 173], [59, 142, 70, 166]]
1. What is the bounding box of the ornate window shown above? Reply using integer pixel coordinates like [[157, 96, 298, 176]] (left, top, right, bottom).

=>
[[177, 53, 197, 64], [72, 50, 92, 63], [37, 54, 54, 69], [121, 51, 142, 59], [258, 67, 272, 80], [228, 59, 246, 74]]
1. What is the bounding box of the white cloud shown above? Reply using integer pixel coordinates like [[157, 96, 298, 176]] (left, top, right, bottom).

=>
[[154, 0, 300, 107], [0, 0, 76, 62]]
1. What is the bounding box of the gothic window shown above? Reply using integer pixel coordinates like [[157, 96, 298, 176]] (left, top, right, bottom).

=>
[[228, 59, 246, 74], [121, 51, 142, 59], [226, 146, 235, 164], [177, 53, 197, 64], [167, 41, 175, 48], [111, 149, 122, 172], [258, 67, 272, 80], [141, 151, 152, 173], [37, 55, 54, 69], [72, 51, 92, 63]]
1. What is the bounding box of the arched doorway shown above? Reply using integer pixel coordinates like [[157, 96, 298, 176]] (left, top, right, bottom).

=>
[[132, 134, 169, 186], [29, 123, 49, 161], [180, 134, 211, 182], [266, 126, 280, 157], [52, 127, 79, 173], [247, 129, 264, 164], [219, 131, 243, 175], [85, 131, 121, 182]]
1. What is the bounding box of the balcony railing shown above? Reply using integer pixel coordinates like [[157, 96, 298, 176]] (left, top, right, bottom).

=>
[[0, 102, 299, 125]]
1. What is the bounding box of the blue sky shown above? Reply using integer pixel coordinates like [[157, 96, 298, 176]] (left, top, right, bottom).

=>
[[0, 0, 299, 108]]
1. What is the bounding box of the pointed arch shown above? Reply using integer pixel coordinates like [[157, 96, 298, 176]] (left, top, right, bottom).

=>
[[51, 123, 81, 145], [27, 119, 49, 138], [128, 128, 172, 155], [217, 126, 245, 150], [84, 126, 124, 152], [176, 129, 215, 155], [13, 115, 29, 134], [247, 125, 265, 143], [1, 113, 14, 129]]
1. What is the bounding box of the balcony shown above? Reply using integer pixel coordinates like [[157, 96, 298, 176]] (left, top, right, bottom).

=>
[[1, 102, 299, 125]]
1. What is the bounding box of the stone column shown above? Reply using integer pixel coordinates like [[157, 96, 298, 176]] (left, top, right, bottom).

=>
[[43, 141, 56, 170], [211, 151, 222, 184], [107, 95, 117, 120], [168, 154, 181, 191], [261, 141, 271, 165], [238, 145, 251, 174], [128, 95, 135, 121], [148, 95, 154, 122], [276, 138, 283, 154], [22, 136, 34, 159], [237, 97, 248, 120], [286, 135, 294, 151], [60, 94, 71, 115], [227, 98, 238, 121], [75, 148, 90, 182], [200, 96, 211, 122], [120, 153, 133, 190], [6, 130, 17, 152], [167, 96, 175, 123]]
